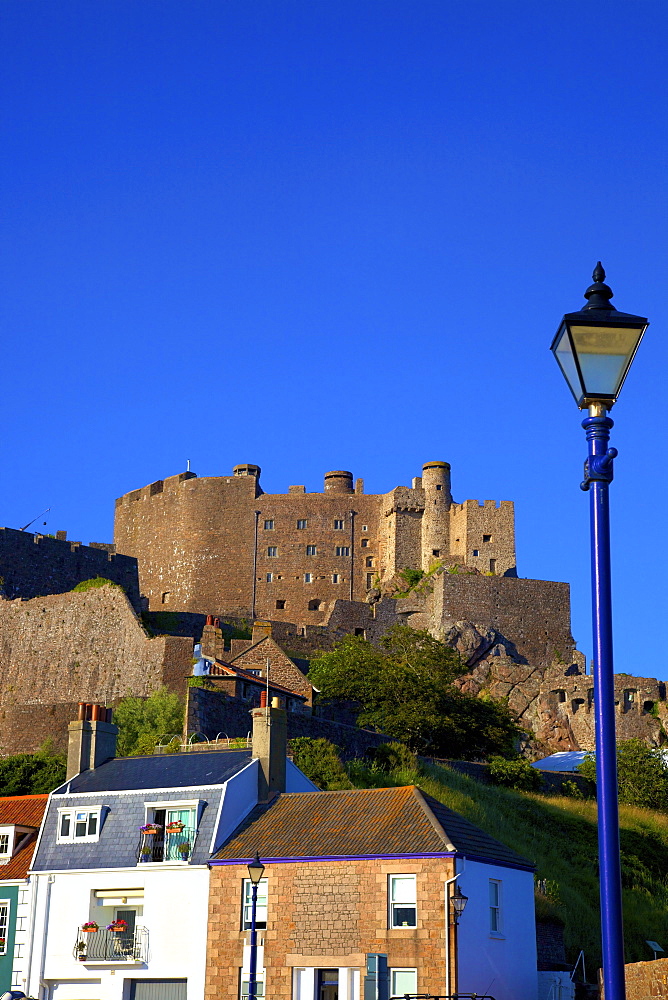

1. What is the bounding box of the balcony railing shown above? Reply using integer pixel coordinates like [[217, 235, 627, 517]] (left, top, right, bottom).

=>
[[74, 926, 149, 963], [135, 826, 197, 864]]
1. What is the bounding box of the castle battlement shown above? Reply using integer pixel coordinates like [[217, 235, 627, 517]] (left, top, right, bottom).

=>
[[113, 461, 517, 625]]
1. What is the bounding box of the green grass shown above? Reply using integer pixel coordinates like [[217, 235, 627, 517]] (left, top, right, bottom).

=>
[[345, 759, 668, 971]]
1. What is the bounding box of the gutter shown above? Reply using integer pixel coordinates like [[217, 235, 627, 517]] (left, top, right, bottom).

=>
[[209, 850, 534, 872]]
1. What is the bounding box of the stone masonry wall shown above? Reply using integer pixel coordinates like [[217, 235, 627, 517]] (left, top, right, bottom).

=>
[[205, 855, 456, 1000], [0, 526, 140, 609], [186, 686, 391, 759], [600, 957, 668, 998], [0, 585, 193, 754]]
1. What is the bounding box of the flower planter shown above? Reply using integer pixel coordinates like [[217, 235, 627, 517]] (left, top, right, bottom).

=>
[[166, 823, 184, 832], [82, 928, 98, 933]]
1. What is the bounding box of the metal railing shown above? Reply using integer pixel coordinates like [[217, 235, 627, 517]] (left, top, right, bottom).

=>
[[74, 926, 149, 963], [135, 826, 197, 863], [397, 995, 496, 999]]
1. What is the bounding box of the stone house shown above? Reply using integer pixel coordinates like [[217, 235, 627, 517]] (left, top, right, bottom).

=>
[[207, 784, 538, 1000]]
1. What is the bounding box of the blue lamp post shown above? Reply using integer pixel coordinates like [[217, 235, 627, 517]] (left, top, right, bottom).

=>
[[247, 852, 265, 999], [551, 263, 648, 1000]]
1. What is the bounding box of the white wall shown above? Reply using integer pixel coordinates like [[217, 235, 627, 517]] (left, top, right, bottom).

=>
[[28, 866, 210, 1000], [456, 860, 537, 1000]]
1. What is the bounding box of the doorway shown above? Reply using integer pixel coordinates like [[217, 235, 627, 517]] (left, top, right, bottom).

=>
[[317, 969, 338, 1000]]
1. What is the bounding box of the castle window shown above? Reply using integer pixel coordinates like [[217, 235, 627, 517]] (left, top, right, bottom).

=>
[[335, 546, 350, 557], [354, 628, 365, 637], [361, 539, 369, 547], [308, 599, 322, 611], [275, 600, 286, 610], [552, 690, 566, 703], [334, 519, 344, 530], [264, 520, 274, 530], [489, 559, 496, 573], [267, 547, 278, 557], [306, 545, 317, 556], [365, 557, 373, 567], [483, 534, 492, 543], [361, 525, 368, 531], [366, 573, 373, 588], [266, 573, 273, 583], [432, 549, 440, 557], [572, 698, 585, 714], [436, 484, 442, 490], [332, 574, 340, 583], [472, 549, 479, 557], [297, 519, 307, 529], [161, 592, 170, 604], [304, 573, 312, 583]]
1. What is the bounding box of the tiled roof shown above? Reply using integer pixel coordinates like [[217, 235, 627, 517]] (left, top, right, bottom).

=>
[[58, 749, 253, 793], [214, 785, 532, 870], [209, 659, 307, 699], [0, 795, 48, 880]]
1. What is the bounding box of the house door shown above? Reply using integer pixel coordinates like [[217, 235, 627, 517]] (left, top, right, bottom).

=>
[[114, 908, 136, 958], [317, 969, 338, 1000], [165, 808, 193, 861]]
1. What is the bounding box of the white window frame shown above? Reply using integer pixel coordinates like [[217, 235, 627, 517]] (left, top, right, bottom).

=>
[[240, 969, 265, 999], [296, 519, 307, 529], [333, 519, 344, 530], [143, 799, 200, 826], [266, 573, 273, 583], [242, 877, 268, 930], [489, 879, 502, 935], [0, 899, 9, 956], [304, 573, 312, 583], [306, 545, 317, 556], [267, 546, 278, 557], [0, 826, 14, 861], [332, 574, 340, 583], [390, 968, 417, 997], [335, 546, 350, 557], [389, 874, 417, 928], [263, 519, 274, 530], [56, 807, 102, 844]]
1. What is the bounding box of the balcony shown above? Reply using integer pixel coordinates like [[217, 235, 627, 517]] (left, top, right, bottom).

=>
[[74, 926, 149, 964], [135, 826, 197, 864]]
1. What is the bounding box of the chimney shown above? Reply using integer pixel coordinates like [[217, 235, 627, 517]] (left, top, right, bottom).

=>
[[252, 620, 272, 643], [67, 703, 119, 780], [251, 697, 287, 802]]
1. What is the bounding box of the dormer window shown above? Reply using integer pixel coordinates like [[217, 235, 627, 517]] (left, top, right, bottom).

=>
[[0, 828, 12, 861], [57, 807, 102, 844]]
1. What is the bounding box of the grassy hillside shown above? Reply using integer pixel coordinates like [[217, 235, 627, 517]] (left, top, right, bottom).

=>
[[346, 758, 668, 973]]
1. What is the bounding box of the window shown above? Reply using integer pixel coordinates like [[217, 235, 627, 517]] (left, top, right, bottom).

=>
[[391, 969, 417, 997], [361, 539, 369, 547], [240, 971, 265, 999], [266, 573, 273, 583], [297, 519, 307, 529], [489, 879, 502, 933], [354, 628, 365, 638], [142, 804, 197, 862], [366, 574, 373, 588], [263, 520, 274, 530], [242, 878, 268, 929], [308, 599, 322, 611], [335, 546, 350, 557], [275, 599, 285, 610], [365, 557, 373, 567], [306, 545, 317, 556], [304, 573, 312, 583], [432, 549, 440, 557], [483, 534, 492, 543], [472, 549, 479, 557], [332, 574, 340, 583], [389, 875, 416, 927], [0, 830, 11, 860], [161, 592, 170, 604], [436, 484, 442, 490], [0, 900, 8, 956], [267, 546, 277, 557], [57, 808, 101, 843], [489, 559, 496, 573], [333, 519, 344, 530]]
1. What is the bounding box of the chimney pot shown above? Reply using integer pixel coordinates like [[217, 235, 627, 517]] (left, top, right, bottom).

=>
[[260, 690, 267, 708]]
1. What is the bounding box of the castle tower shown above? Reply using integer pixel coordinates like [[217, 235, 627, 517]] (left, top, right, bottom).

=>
[[323, 470, 354, 493], [420, 460, 452, 571]]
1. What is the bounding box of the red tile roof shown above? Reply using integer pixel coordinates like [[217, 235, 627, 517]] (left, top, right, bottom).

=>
[[0, 795, 48, 880], [213, 785, 532, 868]]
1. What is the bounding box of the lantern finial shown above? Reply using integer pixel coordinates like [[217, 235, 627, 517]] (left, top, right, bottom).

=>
[[583, 262, 615, 312]]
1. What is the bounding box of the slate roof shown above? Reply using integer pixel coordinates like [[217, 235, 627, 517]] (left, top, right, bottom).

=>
[[213, 785, 533, 870], [0, 794, 48, 879], [57, 749, 252, 793]]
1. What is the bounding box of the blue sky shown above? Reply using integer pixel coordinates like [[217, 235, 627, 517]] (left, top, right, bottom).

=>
[[1, 1, 666, 677]]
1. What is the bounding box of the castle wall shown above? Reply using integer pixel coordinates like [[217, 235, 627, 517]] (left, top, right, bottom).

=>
[[448, 500, 516, 576], [0, 585, 193, 754], [0, 526, 140, 609]]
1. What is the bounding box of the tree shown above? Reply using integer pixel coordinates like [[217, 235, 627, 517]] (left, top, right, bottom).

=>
[[578, 739, 668, 809], [114, 687, 184, 756], [288, 738, 353, 790], [308, 626, 520, 759], [0, 740, 66, 795]]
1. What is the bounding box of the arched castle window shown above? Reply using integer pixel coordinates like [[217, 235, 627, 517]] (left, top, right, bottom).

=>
[[308, 599, 322, 611]]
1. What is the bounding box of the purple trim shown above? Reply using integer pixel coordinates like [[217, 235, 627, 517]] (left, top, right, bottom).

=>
[[209, 851, 534, 872]]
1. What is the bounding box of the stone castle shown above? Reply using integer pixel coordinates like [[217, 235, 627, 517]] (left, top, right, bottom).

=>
[[113, 461, 516, 624], [1, 457, 666, 758]]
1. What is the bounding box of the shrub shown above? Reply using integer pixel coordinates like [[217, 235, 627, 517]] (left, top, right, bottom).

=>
[[0, 740, 66, 795], [488, 756, 542, 791], [71, 577, 120, 592], [578, 739, 668, 809], [289, 737, 353, 790], [114, 687, 184, 756], [368, 741, 418, 773]]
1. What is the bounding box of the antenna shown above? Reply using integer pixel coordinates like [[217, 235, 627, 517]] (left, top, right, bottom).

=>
[[187, 459, 190, 472], [20, 507, 51, 532]]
